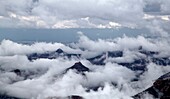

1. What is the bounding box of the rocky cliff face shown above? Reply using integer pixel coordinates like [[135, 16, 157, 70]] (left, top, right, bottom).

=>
[[0, 94, 21, 99], [65, 62, 90, 73], [0, 94, 84, 99], [133, 72, 170, 99], [47, 95, 84, 99]]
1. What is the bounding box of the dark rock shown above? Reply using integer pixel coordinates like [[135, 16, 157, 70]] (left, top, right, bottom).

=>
[[132, 87, 159, 99], [86, 86, 101, 92], [139, 50, 159, 56], [10, 68, 48, 81], [66, 62, 90, 73], [47, 95, 84, 99], [87, 51, 123, 65], [65, 53, 81, 59], [27, 49, 64, 61], [133, 72, 170, 99], [11, 69, 21, 76], [118, 59, 148, 71], [68, 95, 84, 99], [0, 94, 21, 99], [27, 53, 38, 60], [153, 79, 170, 98], [108, 51, 123, 57], [27, 48, 81, 61], [55, 48, 64, 54], [152, 57, 170, 66], [138, 46, 159, 56], [87, 54, 106, 65], [158, 72, 170, 80]]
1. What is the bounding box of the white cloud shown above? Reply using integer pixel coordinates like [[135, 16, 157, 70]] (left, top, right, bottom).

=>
[[161, 15, 170, 21], [0, 0, 170, 36], [0, 39, 76, 56], [52, 20, 79, 29], [0, 0, 144, 28], [0, 34, 170, 98]]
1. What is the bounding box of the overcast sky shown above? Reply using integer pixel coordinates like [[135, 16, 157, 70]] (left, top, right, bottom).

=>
[[0, 0, 170, 33]]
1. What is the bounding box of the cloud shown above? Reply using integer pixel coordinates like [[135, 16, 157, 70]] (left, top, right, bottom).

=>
[[0, 0, 169, 36], [0, 39, 82, 56], [0, 0, 145, 28], [0, 34, 170, 98]]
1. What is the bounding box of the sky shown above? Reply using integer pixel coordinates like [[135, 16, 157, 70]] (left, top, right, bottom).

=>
[[1, 1, 170, 99], [0, 0, 170, 33]]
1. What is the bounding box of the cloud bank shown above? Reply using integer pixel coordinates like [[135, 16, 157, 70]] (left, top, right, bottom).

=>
[[0, 34, 170, 99], [0, 0, 170, 36]]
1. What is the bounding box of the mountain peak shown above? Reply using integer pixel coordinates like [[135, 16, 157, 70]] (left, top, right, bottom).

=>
[[66, 62, 90, 73], [56, 48, 64, 53]]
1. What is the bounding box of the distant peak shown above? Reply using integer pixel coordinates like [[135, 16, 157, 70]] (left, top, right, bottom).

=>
[[66, 62, 90, 73], [74, 62, 83, 65], [56, 48, 64, 53]]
